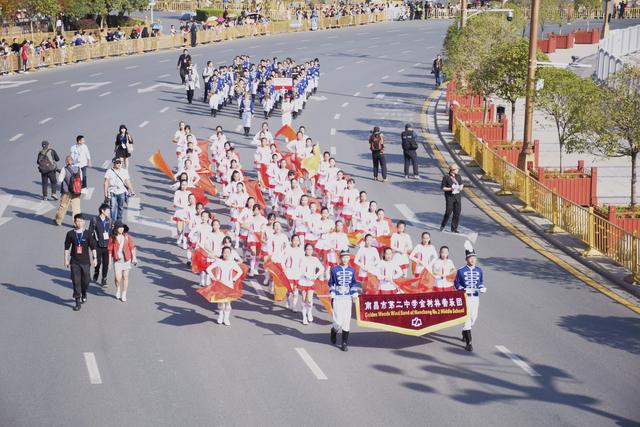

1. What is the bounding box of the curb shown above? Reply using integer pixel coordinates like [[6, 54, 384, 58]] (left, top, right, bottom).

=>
[[429, 90, 640, 300]]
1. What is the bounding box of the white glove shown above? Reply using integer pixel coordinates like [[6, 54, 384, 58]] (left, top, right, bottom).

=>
[[480, 287, 487, 294], [351, 294, 358, 301]]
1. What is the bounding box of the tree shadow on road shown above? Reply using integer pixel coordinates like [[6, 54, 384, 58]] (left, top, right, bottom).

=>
[[557, 314, 640, 355]]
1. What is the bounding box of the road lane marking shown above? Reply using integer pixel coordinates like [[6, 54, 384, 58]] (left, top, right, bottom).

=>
[[336, 66, 344, 70], [398, 68, 405, 73], [83, 187, 94, 200], [330, 146, 336, 155], [17, 89, 31, 94], [341, 102, 348, 108], [402, 50, 412, 54], [333, 113, 340, 120], [9, 133, 23, 142], [413, 62, 421, 67], [158, 73, 171, 78], [394, 203, 478, 243], [295, 348, 327, 380], [101, 160, 110, 168], [160, 107, 170, 113], [248, 280, 269, 301], [353, 92, 360, 97], [39, 117, 53, 124], [495, 346, 540, 377], [375, 94, 385, 99], [90, 72, 104, 77], [366, 83, 374, 87], [128, 82, 141, 87], [99, 91, 111, 97], [356, 60, 366, 64], [159, 59, 170, 63], [67, 104, 82, 111], [125, 65, 138, 70], [83, 352, 103, 384], [381, 75, 389, 80], [54, 80, 67, 85], [330, 128, 336, 136]]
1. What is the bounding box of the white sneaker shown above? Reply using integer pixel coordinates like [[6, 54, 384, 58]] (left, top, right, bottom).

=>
[[223, 312, 231, 326], [217, 312, 224, 324], [115, 288, 121, 300], [121, 292, 127, 302], [308, 311, 314, 323], [302, 316, 309, 325]]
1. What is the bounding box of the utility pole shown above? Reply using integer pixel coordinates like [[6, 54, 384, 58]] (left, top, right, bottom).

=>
[[517, 0, 540, 170], [601, 0, 610, 39], [460, 0, 468, 28]]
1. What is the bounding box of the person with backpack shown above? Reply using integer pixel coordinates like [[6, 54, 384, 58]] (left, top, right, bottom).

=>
[[37, 140, 60, 201], [88, 203, 112, 287], [54, 156, 83, 226], [401, 123, 420, 179], [368, 126, 388, 182], [70, 135, 92, 190]]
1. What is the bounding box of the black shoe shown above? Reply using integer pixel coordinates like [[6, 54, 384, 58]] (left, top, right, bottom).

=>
[[439, 226, 444, 232], [461, 330, 466, 342], [264, 112, 268, 119], [186, 261, 191, 267], [101, 278, 107, 287], [81, 295, 87, 303], [73, 298, 81, 311], [93, 272, 99, 282], [341, 331, 349, 351], [465, 342, 473, 352], [451, 229, 460, 234], [330, 328, 337, 344], [42, 195, 47, 200]]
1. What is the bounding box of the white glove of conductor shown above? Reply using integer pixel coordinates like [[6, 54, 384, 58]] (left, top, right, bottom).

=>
[[480, 287, 487, 294]]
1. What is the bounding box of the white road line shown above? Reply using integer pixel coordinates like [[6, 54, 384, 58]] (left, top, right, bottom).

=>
[[83, 187, 94, 200], [295, 348, 327, 380], [248, 281, 269, 301], [159, 59, 170, 63], [333, 113, 340, 120], [390, 41, 401, 45], [330, 146, 336, 155], [90, 72, 104, 77], [353, 92, 360, 97], [160, 106, 170, 113], [9, 133, 23, 142], [139, 120, 149, 128], [83, 352, 103, 384], [101, 160, 110, 168], [192, 53, 202, 57], [394, 203, 478, 243], [413, 62, 421, 67], [128, 82, 141, 87], [379, 55, 388, 59], [336, 66, 344, 70], [356, 60, 366, 64], [67, 104, 82, 111], [496, 345, 541, 377], [158, 73, 171, 78], [272, 50, 283, 54], [17, 89, 31, 94], [295, 46, 305, 50], [250, 44, 260, 48], [341, 102, 349, 108], [39, 117, 53, 124], [235, 124, 243, 132], [125, 65, 138, 70], [328, 35, 338, 39], [398, 68, 405, 73], [275, 42, 286, 45], [381, 75, 389, 80], [402, 50, 412, 54], [221, 48, 232, 52], [366, 83, 374, 88], [54, 80, 67, 85], [375, 94, 385, 100], [99, 91, 111, 97], [330, 128, 336, 136]]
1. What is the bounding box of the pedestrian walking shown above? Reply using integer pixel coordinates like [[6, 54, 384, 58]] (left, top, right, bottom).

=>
[[368, 126, 387, 182], [64, 213, 97, 311], [108, 221, 138, 302], [454, 241, 486, 351], [104, 157, 135, 223], [70, 135, 91, 190], [281, 93, 293, 127], [114, 124, 133, 169], [240, 91, 253, 136], [401, 123, 420, 179], [54, 155, 83, 226], [202, 60, 214, 102], [177, 48, 191, 84], [190, 21, 197, 48], [185, 66, 200, 104], [89, 203, 111, 287], [432, 53, 443, 87], [439, 163, 463, 233], [36, 140, 60, 201], [329, 250, 359, 351]]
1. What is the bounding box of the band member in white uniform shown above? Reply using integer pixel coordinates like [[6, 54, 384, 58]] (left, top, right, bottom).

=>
[[354, 234, 380, 282], [298, 243, 324, 325], [430, 245, 456, 291], [409, 231, 438, 276], [329, 250, 359, 351], [375, 247, 403, 294], [390, 220, 413, 276], [454, 242, 485, 352], [283, 234, 304, 311], [207, 246, 243, 326]]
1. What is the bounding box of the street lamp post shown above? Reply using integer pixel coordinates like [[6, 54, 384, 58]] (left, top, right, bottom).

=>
[[601, 0, 611, 39], [517, 0, 541, 171], [460, 0, 468, 28]]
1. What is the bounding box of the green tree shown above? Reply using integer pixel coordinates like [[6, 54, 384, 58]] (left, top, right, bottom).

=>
[[24, 0, 61, 32], [535, 67, 602, 172], [484, 38, 531, 144], [61, 0, 90, 19], [573, 66, 640, 207]]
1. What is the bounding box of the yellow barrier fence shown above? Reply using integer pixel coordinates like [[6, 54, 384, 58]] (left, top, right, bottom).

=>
[[2, 13, 386, 74], [454, 118, 640, 282]]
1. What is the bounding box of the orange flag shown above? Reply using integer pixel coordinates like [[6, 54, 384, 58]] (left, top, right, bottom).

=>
[[196, 264, 249, 303], [348, 231, 364, 247], [197, 174, 218, 197], [258, 163, 271, 188], [187, 187, 209, 206], [396, 270, 436, 293], [313, 279, 333, 316], [263, 260, 292, 301], [275, 124, 297, 141], [148, 150, 175, 180], [191, 246, 211, 274], [243, 178, 266, 208]]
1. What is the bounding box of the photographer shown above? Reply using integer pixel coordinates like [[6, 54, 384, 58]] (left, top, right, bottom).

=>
[[103, 157, 135, 223]]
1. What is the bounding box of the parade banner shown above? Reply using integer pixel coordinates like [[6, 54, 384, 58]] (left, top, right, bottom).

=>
[[355, 291, 468, 336], [273, 77, 293, 90]]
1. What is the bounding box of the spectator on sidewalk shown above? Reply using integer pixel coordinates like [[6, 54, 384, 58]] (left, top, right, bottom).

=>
[[104, 157, 134, 223], [89, 203, 112, 287], [64, 213, 97, 311], [70, 135, 91, 190], [432, 53, 443, 87], [368, 126, 387, 182], [401, 123, 420, 179], [440, 163, 464, 233], [20, 40, 29, 73], [54, 156, 83, 226], [37, 140, 60, 201]]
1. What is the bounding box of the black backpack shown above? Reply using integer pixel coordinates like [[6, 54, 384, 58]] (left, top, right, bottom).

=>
[[402, 131, 418, 151], [369, 133, 383, 152], [37, 149, 56, 174]]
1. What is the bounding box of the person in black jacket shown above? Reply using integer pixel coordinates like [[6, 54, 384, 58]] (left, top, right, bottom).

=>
[[368, 126, 387, 182], [401, 123, 420, 179], [440, 163, 463, 233], [64, 214, 97, 311], [89, 203, 111, 287], [177, 49, 192, 84], [37, 140, 60, 201]]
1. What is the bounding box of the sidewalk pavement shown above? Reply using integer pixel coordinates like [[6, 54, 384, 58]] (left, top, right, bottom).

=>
[[488, 41, 635, 206], [427, 87, 640, 301]]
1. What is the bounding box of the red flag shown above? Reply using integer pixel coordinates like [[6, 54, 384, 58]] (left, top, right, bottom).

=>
[[396, 270, 435, 293], [197, 174, 218, 197], [243, 178, 267, 208], [196, 264, 249, 303], [191, 246, 211, 274], [313, 279, 333, 316], [263, 260, 292, 301], [275, 124, 297, 141], [187, 187, 209, 206], [348, 231, 364, 247], [363, 274, 380, 295], [258, 163, 271, 188], [148, 150, 175, 180]]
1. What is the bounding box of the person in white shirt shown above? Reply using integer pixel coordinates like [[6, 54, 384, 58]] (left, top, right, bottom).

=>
[[298, 243, 324, 325], [409, 232, 438, 276], [390, 220, 413, 276], [207, 246, 243, 326], [354, 234, 380, 282], [430, 245, 456, 291], [284, 234, 304, 311], [252, 122, 273, 146], [191, 210, 213, 286], [244, 204, 267, 276], [103, 158, 134, 223], [375, 247, 403, 294], [70, 135, 91, 190]]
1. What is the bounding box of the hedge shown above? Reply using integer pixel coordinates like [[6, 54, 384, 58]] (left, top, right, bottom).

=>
[[195, 8, 239, 21]]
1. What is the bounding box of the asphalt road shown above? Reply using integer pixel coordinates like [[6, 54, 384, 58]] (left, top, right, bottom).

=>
[[0, 20, 639, 427]]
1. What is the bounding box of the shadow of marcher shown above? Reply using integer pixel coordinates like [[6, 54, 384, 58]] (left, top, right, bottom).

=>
[[1, 282, 74, 308]]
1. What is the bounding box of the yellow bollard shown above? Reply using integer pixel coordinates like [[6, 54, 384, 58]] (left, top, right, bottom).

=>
[[582, 207, 601, 256], [546, 191, 563, 233]]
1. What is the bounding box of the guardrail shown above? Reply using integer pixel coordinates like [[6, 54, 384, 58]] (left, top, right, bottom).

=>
[[596, 24, 640, 81], [0, 13, 386, 75], [454, 117, 639, 282]]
